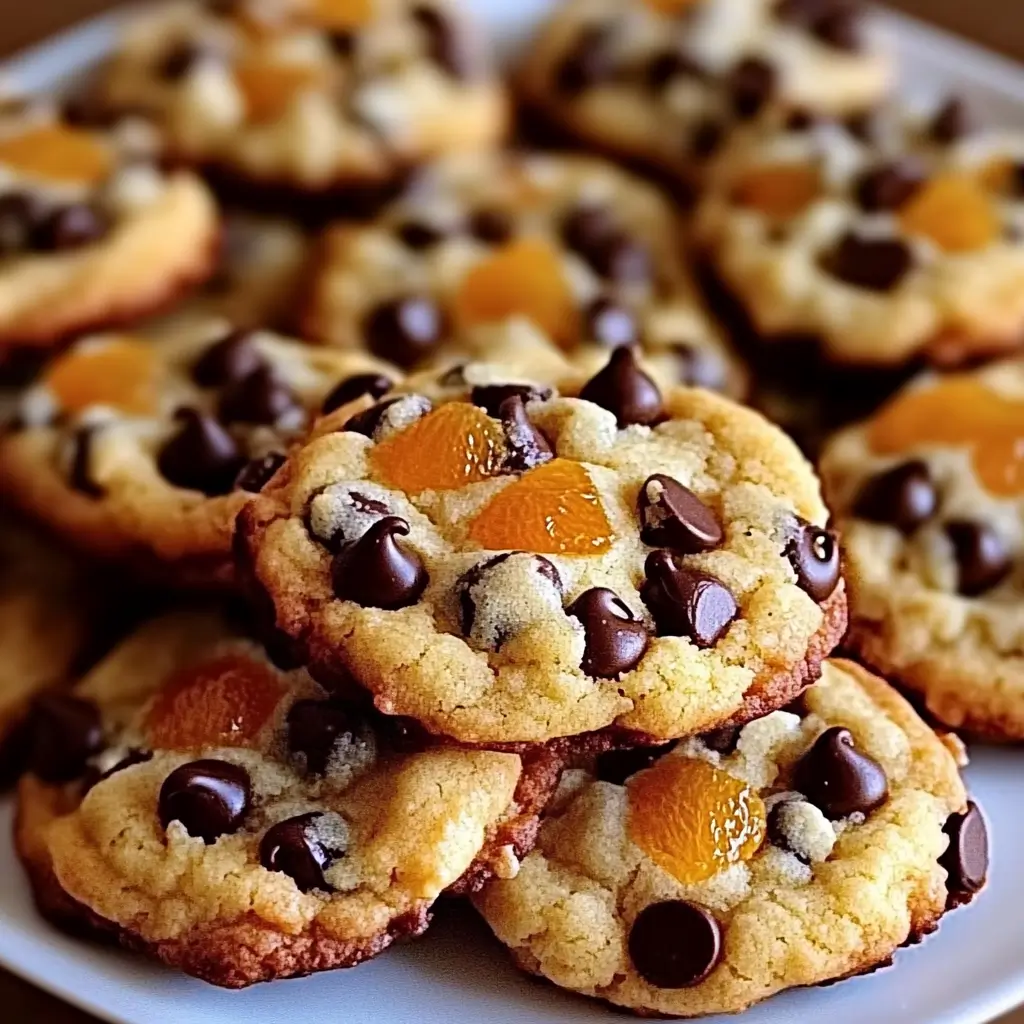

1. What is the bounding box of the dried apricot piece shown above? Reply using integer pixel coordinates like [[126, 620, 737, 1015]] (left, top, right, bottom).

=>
[[144, 653, 284, 750], [234, 60, 326, 123], [0, 125, 112, 185], [468, 458, 614, 555], [453, 238, 579, 347], [307, 0, 374, 30], [370, 402, 506, 493], [45, 338, 161, 416], [732, 164, 822, 219], [628, 756, 766, 885], [899, 173, 1000, 252]]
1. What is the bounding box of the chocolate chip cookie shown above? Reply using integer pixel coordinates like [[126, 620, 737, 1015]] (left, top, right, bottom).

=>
[[15, 607, 565, 986], [474, 658, 984, 1016], [236, 351, 847, 745], [0, 321, 400, 587], [820, 358, 1024, 739], [301, 150, 744, 396]]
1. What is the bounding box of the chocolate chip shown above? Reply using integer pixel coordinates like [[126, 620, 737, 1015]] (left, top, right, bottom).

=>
[[579, 348, 663, 427], [853, 460, 938, 532], [766, 799, 810, 860], [821, 232, 913, 292], [470, 382, 553, 417], [32, 203, 109, 251], [192, 329, 265, 387], [457, 552, 562, 640], [728, 57, 777, 119], [674, 344, 727, 391], [561, 204, 618, 259], [327, 30, 355, 56], [939, 801, 988, 904], [98, 748, 153, 783], [793, 726, 888, 818], [397, 219, 445, 249], [628, 901, 723, 988], [595, 742, 676, 785], [157, 41, 208, 80], [785, 517, 841, 602], [469, 207, 515, 245], [218, 365, 300, 426], [332, 516, 428, 610], [638, 474, 723, 553], [158, 408, 242, 495], [234, 451, 286, 493], [287, 699, 365, 774], [930, 97, 973, 143], [855, 159, 927, 212], [321, 372, 395, 415], [583, 232, 651, 286], [786, 109, 823, 131], [0, 716, 32, 788], [364, 296, 447, 369], [567, 587, 649, 678], [158, 759, 251, 844], [945, 520, 1011, 596], [0, 192, 43, 255], [412, 4, 476, 79], [812, 4, 863, 50], [584, 296, 639, 349], [26, 694, 104, 783], [260, 813, 339, 892], [68, 426, 103, 497], [702, 726, 741, 754], [555, 23, 615, 94], [644, 50, 701, 92], [689, 118, 725, 160], [500, 395, 553, 471], [640, 552, 738, 647], [343, 397, 402, 438]]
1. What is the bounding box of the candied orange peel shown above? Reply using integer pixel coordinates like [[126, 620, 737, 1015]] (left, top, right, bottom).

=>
[[899, 173, 1000, 252], [0, 124, 112, 185], [732, 164, 822, 219], [45, 338, 162, 416], [234, 60, 327, 122]]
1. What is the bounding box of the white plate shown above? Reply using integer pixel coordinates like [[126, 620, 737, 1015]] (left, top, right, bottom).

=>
[[2, 6, 1024, 1024]]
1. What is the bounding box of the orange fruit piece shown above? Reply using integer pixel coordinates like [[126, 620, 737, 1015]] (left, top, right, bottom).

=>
[[468, 458, 614, 555], [627, 756, 766, 885], [0, 124, 112, 185], [899, 173, 1000, 252], [234, 60, 326, 123], [370, 402, 507, 493], [45, 338, 162, 416], [732, 164, 822, 219], [972, 432, 1024, 496], [307, 0, 374, 30], [144, 653, 284, 750], [453, 238, 579, 347]]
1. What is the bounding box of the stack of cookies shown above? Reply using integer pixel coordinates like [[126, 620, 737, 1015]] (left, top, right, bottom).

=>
[[0, 0, 1003, 1016]]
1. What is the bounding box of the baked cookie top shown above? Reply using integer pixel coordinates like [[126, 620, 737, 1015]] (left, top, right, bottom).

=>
[[695, 97, 1024, 366], [0, 99, 218, 346], [0, 321, 400, 586], [236, 351, 846, 745], [517, 0, 891, 185], [301, 150, 744, 397], [820, 358, 1024, 738], [92, 0, 507, 193], [31, 608, 551, 987], [474, 658, 983, 1017]]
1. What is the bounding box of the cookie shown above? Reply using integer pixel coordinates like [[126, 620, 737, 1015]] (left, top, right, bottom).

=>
[[15, 607, 565, 987], [819, 358, 1024, 739], [236, 351, 847, 746], [0, 99, 218, 349], [517, 0, 891, 188], [301, 150, 744, 396], [474, 658, 985, 1017], [91, 0, 507, 204], [0, 321, 400, 587]]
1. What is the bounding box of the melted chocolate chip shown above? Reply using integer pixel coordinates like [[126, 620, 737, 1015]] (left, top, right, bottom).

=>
[[32, 203, 109, 251], [157, 408, 242, 495], [470, 382, 553, 417], [218, 365, 300, 426], [793, 726, 888, 818], [567, 587, 649, 678], [727, 57, 777, 119], [945, 520, 1011, 597], [397, 219, 445, 249], [939, 801, 988, 905], [628, 901, 723, 988], [260, 813, 340, 892], [579, 348, 663, 427], [0, 192, 44, 255], [640, 552, 738, 647], [930, 97, 973, 143], [853, 460, 938, 533], [235, 451, 287, 493], [766, 799, 807, 860], [469, 207, 515, 245], [855, 159, 926, 212], [158, 759, 251, 844], [595, 742, 676, 785], [412, 4, 475, 79], [68, 426, 103, 497], [321, 372, 395, 415], [821, 232, 913, 292], [638, 474, 723, 554], [555, 23, 616, 94], [585, 296, 639, 349], [458, 552, 562, 639], [287, 699, 365, 774], [26, 694, 104, 783], [785, 518, 841, 602], [500, 395, 553, 471], [192, 329, 265, 387], [332, 516, 428, 610], [364, 296, 447, 368]]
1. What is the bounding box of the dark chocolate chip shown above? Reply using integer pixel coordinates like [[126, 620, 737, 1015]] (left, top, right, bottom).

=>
[[0, 192, 44, 255], [157, 408, 242, 495], [158, 759, 251, 844], [555, 23, 615, 95], [234, 451, 286, 493], [853, 460, 938, 532], [26, 694, 104, 783], [260, 812, 341, 892], [821, 232, 913, 292], [939, 801, 988, 904], [640, 552, 738, 647], [157, 41, 210, 80], [793, 726, 889, 818], [32, 203, 109, 251], [458, 552, 562, 638], [812, 4, 863, 50], [397, 219, 445, 249], [628, 901, 723, 988], [644, 49, 702, 92], [786, 109, 823, 131], [855, 159, 927, 212], [561, 204, 618, 259], [595, 742, 676, 785], [68, 426, 103, 497], [584, 296, 639, 349], [218, 365, 300, 426], [702, 726, 741, 754], [945, 520, 1011, 597], [930, 97, 973, 143], [411, 4, 476, 79], [332, 516, 428, 610], [689, 117, 725, 160], [766, 799, 808, 860], [470, 382, 553, 417], [638, 474, 723, 553], [582, 232, 651, 286], [192, 329, 265, 387], [287, 699, 365, 775], [364, 296, 447, 368], [342, 397, 403, 438], [785, 517, 841, 602], [579, 347, 663, 427], [321, 372, 395, 415], [674, 344, 727, 391], [567, 587, 649, 678], [468, 206, 515, 245], [500, 395, 553, 471], [327, 30, 355, 56], [728, 57, 777, 119], [98, 748, 153, 783], [0, 716, 32, 788]]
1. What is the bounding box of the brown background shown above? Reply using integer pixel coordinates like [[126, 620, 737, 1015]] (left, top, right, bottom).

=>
[[0, 0, 1019, 1020]]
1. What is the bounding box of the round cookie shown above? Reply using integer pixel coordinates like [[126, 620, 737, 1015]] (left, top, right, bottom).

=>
[[517, 0, 891, 188], [819, 358, 1024, 739], [474, 658, 985, 1017], [0, 100, 218, 348], [15, 608, 564, 987], [235, 351, 847, 745], [0, 321, 400, 587], [89, 0, 507, 204], [301, 150, 744, 396]]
